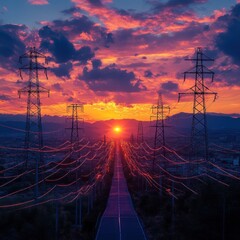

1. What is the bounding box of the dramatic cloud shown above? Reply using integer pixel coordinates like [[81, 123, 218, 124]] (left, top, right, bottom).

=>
[[51, 83, 63, 92], [71, 0, 140, 31], [0, 25, 26, 58], [161, 81, 179, 92], [51, 62, 73, 78], [39, 26, 94, 64], [214, 63, 240, 87], [158, 81, 179, 100], [103, 32, 114, 48], [39, 26, 75, 63], [216, 4, 240, 65], [51, 16, 94, 37], [0, 94, 11, 101], [144, 70, 153, 78], [111, 22, 210, 55], [149, 0, 208, 12], [0, 24, 26, 69], [0, 0, 239, 119], [62, 7, 81, 15], [87, 0, 103, 7], [81, 60, 147, 92], [49, 14, 114, 49], [92, 59, 102, 69], [75, 46, 95, 64]]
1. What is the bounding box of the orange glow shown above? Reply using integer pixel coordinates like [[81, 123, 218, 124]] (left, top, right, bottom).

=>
[[114, 126, 122, 133], [0, 3, 236, 122]]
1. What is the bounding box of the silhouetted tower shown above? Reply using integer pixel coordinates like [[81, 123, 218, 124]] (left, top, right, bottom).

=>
[[151, 93, 170, 170], [67, 104, 84, 145], [178, 47, 217, 161], [18, 47, 49, 198], [137, 121, 144, 144], [66, 103, 84, 227]]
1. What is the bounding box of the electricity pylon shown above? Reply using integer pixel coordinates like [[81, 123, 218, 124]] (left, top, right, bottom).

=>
[[151, 93, 170, 171], [178, 47, 217, 162], [18, 47, 49, 198], [66, 104, 84, 227], [67, 104, 84, 145], [137, 121, 144, 144]]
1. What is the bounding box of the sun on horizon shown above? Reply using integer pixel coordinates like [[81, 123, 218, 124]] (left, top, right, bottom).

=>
[[113, 126, 122, 133]]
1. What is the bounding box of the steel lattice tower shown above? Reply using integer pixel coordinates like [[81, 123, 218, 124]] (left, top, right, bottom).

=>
[[67, 104, 84, 145], [151, 93, 170, 171], [66, 104, 84, 227], [137, 121, 144, 144], [178, 47, 217, 161], [18, 47, 49, 198]]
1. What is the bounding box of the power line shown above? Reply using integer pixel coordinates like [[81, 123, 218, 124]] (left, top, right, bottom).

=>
[[178, 47, 217, 163], [18, 47, 49, 198], [151, 93, 170, 171], [66, 103, 84, 227], [66, 104, 84, 145]]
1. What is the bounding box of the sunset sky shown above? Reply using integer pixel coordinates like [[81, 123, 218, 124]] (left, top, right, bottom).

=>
[[0, 0, 240, 122]]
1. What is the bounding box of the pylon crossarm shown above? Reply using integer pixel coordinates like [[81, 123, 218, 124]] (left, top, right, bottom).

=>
[[202, 92, 217, 102], [19, 48, 47, 59], [163, 105, 170, 110], [152, 106, 169, 115], [184, 51, 214, 62], [179, 48, 217, 161], [151, 106, 156, 114], [67, 104, 84, 112], [19, 53, 31, 63], [185, 58, 214, 62], [18, 48, 49, 198], [20, 64, 47, 71], [184, 70, 215, 75], [203, 83, 215, 93], [150, 115, 156, 122], [18, 85, 49, 97], [184, 65, 197, 76], [38, 86, 50, 95], [178, 92, 194, 101]]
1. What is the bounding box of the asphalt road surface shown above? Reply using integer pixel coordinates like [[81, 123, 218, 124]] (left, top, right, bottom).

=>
[[95, 143, 147, 240]]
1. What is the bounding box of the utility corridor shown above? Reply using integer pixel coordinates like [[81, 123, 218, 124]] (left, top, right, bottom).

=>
[[95, 143, 147, 240]]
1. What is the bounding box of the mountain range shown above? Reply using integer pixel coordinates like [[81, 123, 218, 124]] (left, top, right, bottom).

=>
[[0, 112, 240, 139]]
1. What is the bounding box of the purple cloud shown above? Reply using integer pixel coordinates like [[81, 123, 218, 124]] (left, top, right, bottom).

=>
[[80, 60, 147, 92]]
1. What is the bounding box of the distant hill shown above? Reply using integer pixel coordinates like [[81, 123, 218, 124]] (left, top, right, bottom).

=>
[[167, 112, 240, 130], [0, 112, 240, 139]]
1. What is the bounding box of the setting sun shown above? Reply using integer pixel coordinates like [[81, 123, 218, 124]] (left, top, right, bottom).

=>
[[114, 126, 122, 133]]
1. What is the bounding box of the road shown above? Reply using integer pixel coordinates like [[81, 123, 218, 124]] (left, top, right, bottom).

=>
[[95, 143, 147, 240]]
